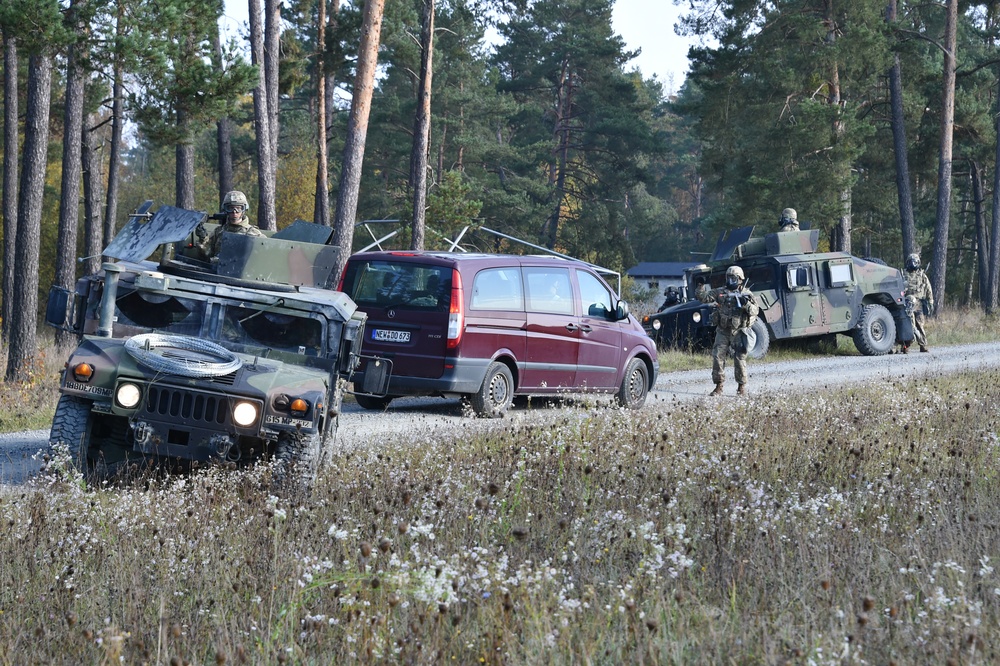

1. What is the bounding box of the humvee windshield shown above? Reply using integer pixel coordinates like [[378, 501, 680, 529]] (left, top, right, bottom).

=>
[[116, 290, 205, 336], [222, 307, 323, 354], [114, 288, 323, 355]]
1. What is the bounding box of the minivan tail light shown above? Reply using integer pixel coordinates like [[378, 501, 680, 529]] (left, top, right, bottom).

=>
[[447, 268, 464, 349]]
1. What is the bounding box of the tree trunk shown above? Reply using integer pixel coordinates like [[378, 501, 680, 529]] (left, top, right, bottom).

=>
[[264, 0, 280, 202], [970, 161, 988, 306], [837, 188, 852, 255], [930, 0, 958, 314], [331, 0, 385, 280], [325, 0, 340, 137], [409, 0, 434, 250], [249, 0, 276, 231], [6, 54, 51, 382], [81, 114, 104, 277], [104, 54, 123, 246], [990, 73, 1000, 314], [213, 29, 233, 199], [175, 104, 195, 208], [1, 33, 18, 344], [886, 0, 916, 257], [176, 142, 195, 208], [55, 3, 86, 348], [314, 0, 330, 226], [543, 59, 573, 250]]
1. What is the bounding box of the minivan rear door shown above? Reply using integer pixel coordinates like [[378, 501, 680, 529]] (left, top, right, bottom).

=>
[[574, 269, 622, 390], [341, 258, 451, 379], [522, 267, 577, 390]]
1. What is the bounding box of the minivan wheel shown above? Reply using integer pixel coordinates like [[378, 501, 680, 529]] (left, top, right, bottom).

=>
[[471, 362, 514, 418], [354, 394, 394, 411], [615, 358, 649, 409]]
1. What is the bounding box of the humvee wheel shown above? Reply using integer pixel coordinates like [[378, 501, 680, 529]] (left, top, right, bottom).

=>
[[615, 357, 649, 409], [274, 431, 323, 488], [49, 395, 92, 474], [471, 361, 514, 418], [852, 304, 896, 356], [746, 318, 771, 360]]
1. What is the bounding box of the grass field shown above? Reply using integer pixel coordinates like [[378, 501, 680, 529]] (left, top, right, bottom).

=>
[[0, 308, 998, 663], [0, 328, 996, 661]]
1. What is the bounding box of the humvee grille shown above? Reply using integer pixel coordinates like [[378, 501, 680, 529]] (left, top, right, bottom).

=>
[[145, 386, 230, 426]]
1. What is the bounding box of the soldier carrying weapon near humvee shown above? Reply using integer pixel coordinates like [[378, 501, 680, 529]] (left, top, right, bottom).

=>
[[696, 265, 760, 397]]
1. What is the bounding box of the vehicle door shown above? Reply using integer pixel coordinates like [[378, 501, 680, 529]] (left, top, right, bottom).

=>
[[341, 259, 451, 379], [522, 266, 577, 390], [782, 262, 824, 336], [819, 258, 856, 333], [467, 266, 527, 369], [573, 269, 622, 390]]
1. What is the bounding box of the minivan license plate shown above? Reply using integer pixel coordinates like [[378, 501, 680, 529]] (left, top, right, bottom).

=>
[[372, 329, 410, 343]]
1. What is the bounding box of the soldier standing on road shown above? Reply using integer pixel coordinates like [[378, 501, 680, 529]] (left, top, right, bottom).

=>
[[697, 265, 760, 396], [198, 190, 264, 260], [778, 208, 799, 232], [902, 252, 934, 353]]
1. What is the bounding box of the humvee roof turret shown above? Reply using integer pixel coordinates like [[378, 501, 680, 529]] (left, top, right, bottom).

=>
[[44, 202, 388, 483], [641, 226, 912, 358]]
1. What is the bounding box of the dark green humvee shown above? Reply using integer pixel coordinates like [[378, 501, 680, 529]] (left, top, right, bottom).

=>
[[641, 226, 912, 358], [44, 202, 387, 483]]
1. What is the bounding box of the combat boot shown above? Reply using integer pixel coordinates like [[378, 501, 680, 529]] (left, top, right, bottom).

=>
[[920, 345, 929, 352], [901, 344, 909, 354], [737, 384, 747, 396], [709, 383, 724, 397]]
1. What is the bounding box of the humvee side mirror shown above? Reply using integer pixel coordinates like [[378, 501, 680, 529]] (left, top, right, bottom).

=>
[[45, 286, 79, 333]]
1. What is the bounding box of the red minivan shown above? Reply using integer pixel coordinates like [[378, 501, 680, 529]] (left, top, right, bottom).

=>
[[340, 252, 658, 417]]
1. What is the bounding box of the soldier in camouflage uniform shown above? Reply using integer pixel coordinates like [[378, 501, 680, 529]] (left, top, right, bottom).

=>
[[778, 208, 799, 232], [198, 190, 264, 260], [697, 265, 761, 396], [902, 252, 934, 353]]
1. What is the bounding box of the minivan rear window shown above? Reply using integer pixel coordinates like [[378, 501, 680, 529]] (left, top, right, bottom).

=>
[[343, 260, 452, 312]]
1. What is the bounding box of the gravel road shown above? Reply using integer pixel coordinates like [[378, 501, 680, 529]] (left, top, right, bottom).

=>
[[4, 341, 999, 485]]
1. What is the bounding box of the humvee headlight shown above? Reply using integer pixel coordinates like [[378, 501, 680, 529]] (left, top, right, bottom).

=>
[[692, 312, 702, 323], [289, 398, 309, 417], [116, 382, 142, 409], [73, 362, 94, 382], [233, 401, 259, 427], [651, 319, 661, 331]]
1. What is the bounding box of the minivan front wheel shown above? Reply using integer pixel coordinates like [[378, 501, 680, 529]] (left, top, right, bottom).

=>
[[471, 362, 514, 418], [616, 358, 649, 409]]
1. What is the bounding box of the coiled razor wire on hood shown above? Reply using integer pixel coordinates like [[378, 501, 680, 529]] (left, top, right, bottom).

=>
[[124, 333, 243, 378]]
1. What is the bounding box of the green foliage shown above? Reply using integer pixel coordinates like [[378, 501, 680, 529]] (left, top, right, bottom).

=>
[[426, 170, 482, 237], [128, 0, 256, 147]]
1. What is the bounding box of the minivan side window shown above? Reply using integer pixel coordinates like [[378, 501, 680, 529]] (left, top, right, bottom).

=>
[[524, 267, 573, 315], [577, 270, 614, 319], [471, 268, 523, 311], [343, 260, 451, 311]]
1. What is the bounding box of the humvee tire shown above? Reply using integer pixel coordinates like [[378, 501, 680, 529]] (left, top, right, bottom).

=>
[[746, 318, 771, 360], [274, 431, 323, 488], [852, 304, 896, 356], [49, 395, 92, 473]]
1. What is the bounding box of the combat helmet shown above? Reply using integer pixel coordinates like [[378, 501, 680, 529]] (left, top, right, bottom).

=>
[[222, 191, 249, 215], [779, 208, 798, 228], [905, 253, 921, 272], [725, 265, 745, 289]]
